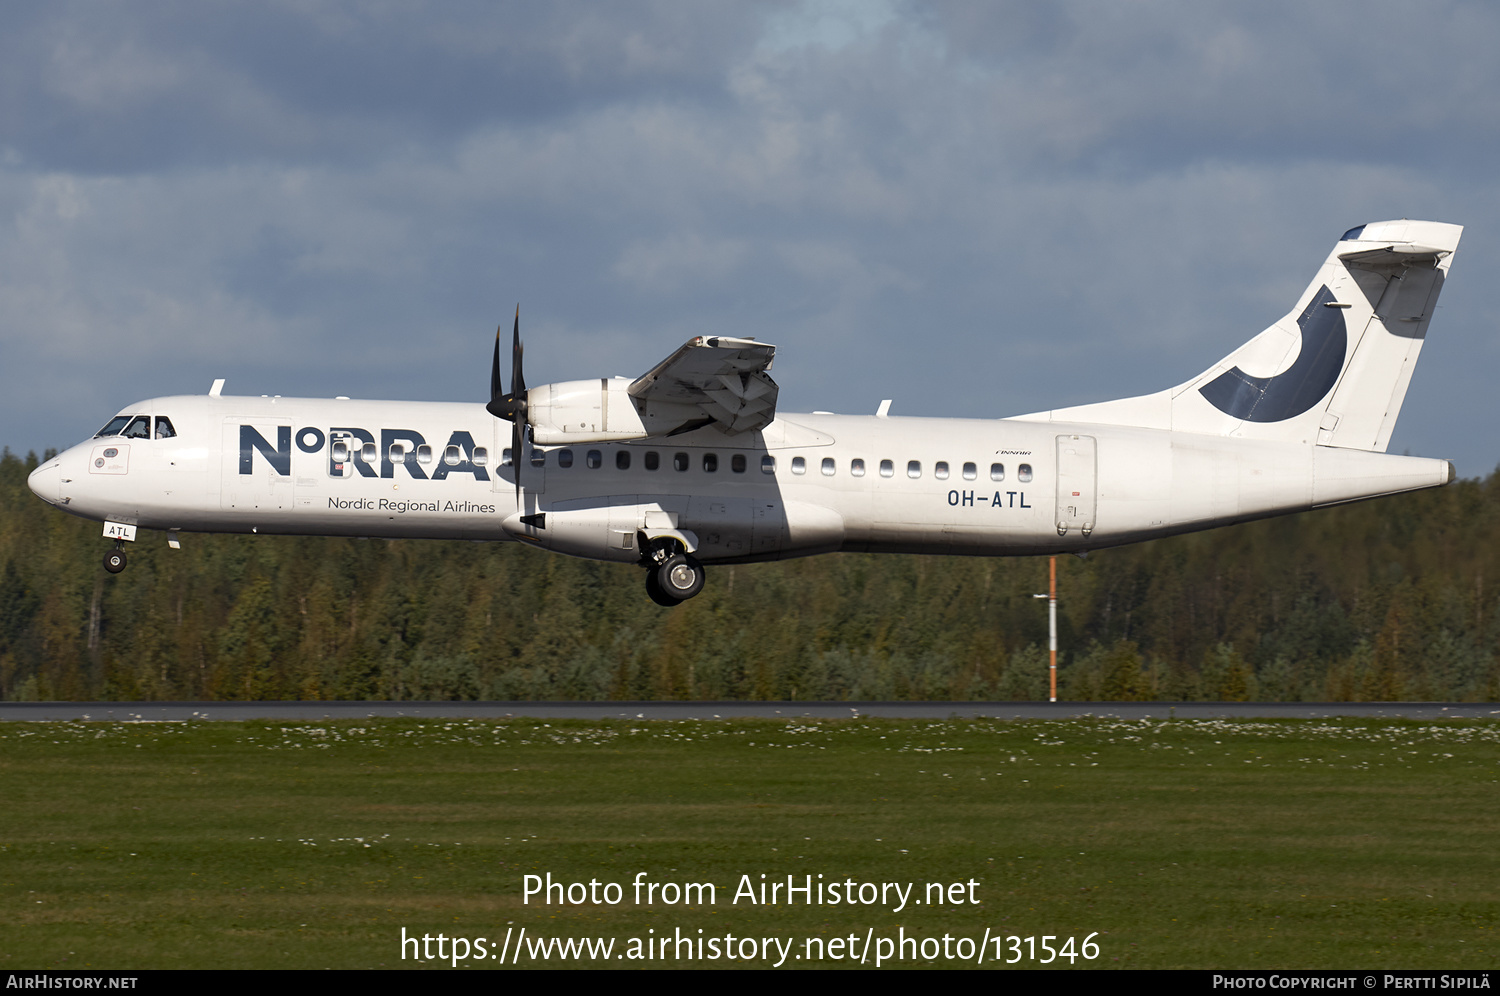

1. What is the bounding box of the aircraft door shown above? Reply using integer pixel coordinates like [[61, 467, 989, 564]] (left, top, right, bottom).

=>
[[1055, 434, 1097, 538], [221, 419, 292, 511]]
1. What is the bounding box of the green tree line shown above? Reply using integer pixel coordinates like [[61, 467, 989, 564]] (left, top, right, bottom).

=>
[[3, 447, 1497, 702]]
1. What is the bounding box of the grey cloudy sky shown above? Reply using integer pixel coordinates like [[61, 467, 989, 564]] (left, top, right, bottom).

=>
[[5, 1, 1500, 473]]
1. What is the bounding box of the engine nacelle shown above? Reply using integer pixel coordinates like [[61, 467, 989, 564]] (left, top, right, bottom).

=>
[[528, 378, 707, 444]]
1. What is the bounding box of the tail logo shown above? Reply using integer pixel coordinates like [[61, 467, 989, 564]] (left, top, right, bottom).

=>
[[1198, 285, 1347, 423]]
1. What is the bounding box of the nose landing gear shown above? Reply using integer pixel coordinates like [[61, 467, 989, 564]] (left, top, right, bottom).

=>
[[103, 542, 127, 574]]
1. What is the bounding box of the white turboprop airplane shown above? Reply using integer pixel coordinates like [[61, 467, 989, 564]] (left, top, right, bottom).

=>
[[28, 220, 1460, 605]]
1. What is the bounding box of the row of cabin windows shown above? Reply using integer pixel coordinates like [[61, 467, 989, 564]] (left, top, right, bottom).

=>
[[489, 447, 1034, 483], [332, 441, 490, 467], [788, 457, 1033, 482], [509, 449, 752, 473], [341, 445, 749, 473]]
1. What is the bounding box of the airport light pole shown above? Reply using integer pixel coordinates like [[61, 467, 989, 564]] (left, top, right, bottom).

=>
[[1031, 556, 1058, 702]]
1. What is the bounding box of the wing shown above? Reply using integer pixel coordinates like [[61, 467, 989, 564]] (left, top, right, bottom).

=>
[[629, 336, 778, 434]]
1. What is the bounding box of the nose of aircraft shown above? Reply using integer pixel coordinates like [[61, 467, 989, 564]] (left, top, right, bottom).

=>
[[27, 458, 61, 505]]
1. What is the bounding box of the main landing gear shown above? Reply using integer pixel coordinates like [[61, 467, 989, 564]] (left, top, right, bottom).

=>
[[103, 541, 127, 574], [642, 543, 705, 607]]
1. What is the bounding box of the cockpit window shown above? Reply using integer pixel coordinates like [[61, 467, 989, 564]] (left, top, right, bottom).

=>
[[94, 415, 133, 437], [154, 417, 177, 439], [121, 416, 151, 439]]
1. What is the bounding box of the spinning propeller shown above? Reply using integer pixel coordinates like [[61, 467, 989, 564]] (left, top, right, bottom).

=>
[[486, 306, 527, 501]]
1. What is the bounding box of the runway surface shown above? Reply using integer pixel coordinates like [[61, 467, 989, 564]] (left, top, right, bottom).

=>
[[0, 701, 1496, 721]]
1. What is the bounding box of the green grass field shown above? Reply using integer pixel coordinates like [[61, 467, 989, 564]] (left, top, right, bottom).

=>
[[0, 715, 1496, 969]]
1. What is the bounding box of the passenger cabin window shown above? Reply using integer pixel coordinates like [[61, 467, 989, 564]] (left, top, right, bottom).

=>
[[95, 415, 133, 437], [990, 463, 1005, 482], [645, 451, 660, 471], [473, 447, 489, 467], [703, 453, 718, 472], [791, 456, 806, 475], [328, 439, 353, 478], [879, 459, 894, 478], [674, 452, 689, 472], [587, 449, 602, 469], [557, 449, 574, 469], [329, 439, 352, 478], [731, 454, 746, 473], [962, 462, 977, 480], [616, 450, 631, 470], [416, 444, 433, 465], [530, 449, 545, 467], [907, 460, 921, 479], [761, 455, 776, 474], [935, 461, 949, 480], [154, 417, 177, 439], [851, 458, 866, 477], [360, 442, 378, 464], [1018, 463, 1033, 482], [122, 416, 151, 439], [500, 448, 513, 467], [821, 457, 836, 476], [388, 443, 407, 464]]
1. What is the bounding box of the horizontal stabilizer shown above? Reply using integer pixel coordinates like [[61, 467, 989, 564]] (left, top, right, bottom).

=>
[[1339, 243, 1449, 269]]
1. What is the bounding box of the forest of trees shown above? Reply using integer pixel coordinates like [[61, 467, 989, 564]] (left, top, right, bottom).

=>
[[3, 446, 1498, 702]]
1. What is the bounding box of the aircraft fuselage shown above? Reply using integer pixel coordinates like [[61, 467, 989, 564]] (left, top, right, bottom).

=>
[[29, 393, 1452, 566]]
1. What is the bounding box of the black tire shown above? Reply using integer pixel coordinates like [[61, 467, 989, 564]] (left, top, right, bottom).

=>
[[644, 569, 680, 607], [103, 549, 127, 574], [656, 554, 705, 601]]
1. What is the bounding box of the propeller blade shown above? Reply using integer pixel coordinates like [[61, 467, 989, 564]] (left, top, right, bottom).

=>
[[489, 323, 503, 409], [510, 306, 524, 504], [511, 306, 525, 399], [485, 307, 525, 423], [482, 305, 527, 506], [513, 417, 523, 506]]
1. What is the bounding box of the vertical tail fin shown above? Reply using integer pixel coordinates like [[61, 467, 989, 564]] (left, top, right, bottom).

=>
[[1025, 220, 1461, 451]]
